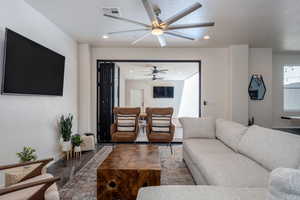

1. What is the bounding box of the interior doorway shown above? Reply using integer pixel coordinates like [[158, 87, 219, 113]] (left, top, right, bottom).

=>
[[97, 60, 201, 143], [130, 89, 145, 111]]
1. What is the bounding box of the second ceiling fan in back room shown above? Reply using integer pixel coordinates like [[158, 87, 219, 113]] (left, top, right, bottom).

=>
[[144, 66, 168, 80], [103, 0, 215, 47]]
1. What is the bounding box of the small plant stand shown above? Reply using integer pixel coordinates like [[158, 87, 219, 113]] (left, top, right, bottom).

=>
[[73, 146, 81, 159], [64, 150, 72, 160]]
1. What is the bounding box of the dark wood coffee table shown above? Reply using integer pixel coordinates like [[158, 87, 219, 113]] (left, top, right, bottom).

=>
[[97, 144, 161, 200]]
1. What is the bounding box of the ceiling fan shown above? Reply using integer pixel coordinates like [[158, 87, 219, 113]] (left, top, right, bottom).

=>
[[145, 66, 168, 75], [144, 66, 167, 80], [103, 0, 215, 47], [151, 74, 164, 81]]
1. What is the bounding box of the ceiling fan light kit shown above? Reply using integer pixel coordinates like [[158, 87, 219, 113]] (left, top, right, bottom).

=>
[[151, 28, 164, 36], [103, 0, 215, 47]]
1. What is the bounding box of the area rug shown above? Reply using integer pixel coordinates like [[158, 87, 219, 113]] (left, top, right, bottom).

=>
[[59, 145, 195, 200]]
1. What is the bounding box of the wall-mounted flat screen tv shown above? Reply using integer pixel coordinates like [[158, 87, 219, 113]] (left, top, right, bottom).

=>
[[153, 86, 174, 98], [1, 28, 65, 96]]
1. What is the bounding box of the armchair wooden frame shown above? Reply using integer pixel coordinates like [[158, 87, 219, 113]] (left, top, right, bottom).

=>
[[111, 107, 141, 142], [146, 107, 175, 143], [0, 158, 60, 200]]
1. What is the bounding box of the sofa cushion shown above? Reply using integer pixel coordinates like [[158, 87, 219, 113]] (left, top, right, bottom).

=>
[[183, 139, 234, 162], [179, 117, 215, 139], [216, 118, 247, 151], [238, 125, 300, 171], [137, 185, 267, 200], [194, 153, 270, 187], [267, 168, 300, 200]]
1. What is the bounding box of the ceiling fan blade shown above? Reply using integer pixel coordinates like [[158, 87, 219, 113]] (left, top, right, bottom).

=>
[[104, 14, 150, 28], [164, 31, 195, 40], [163, 2, 202, 26], [167, 22, 215, 30], [108, 29, 150, 35], [142, 0, 159, 25], [158, 69, 168, 72], [157, 35, 166, 47], [131, 32, 151, 45]]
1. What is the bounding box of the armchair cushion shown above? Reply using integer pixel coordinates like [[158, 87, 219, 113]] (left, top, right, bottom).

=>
[[116, 114, 137, 132], [152, 114, 172, 132]]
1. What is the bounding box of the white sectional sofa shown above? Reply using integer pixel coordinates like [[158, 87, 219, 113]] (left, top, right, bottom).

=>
[[137, 118, 300, 200]]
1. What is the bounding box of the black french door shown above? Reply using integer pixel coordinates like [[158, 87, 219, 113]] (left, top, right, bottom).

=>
[[97, 62, 119, 142]]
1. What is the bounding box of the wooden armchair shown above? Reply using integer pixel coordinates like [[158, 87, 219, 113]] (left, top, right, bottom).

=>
[[0, 158, 60, 200], [111, 107, 141, 142], [146, 107, 175, 143]]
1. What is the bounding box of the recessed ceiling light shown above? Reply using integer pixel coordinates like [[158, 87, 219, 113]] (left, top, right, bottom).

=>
[[102, 34, 109, 39], [203, 35, 210, 40]]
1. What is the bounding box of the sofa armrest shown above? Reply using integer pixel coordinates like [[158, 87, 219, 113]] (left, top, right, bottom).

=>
[[179, 117, 216, 140], [0, 177, 60, 197]]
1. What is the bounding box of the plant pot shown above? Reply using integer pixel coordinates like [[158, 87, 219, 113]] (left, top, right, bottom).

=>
[[74, 146, 81, 153], [61, 141, 72, 152]]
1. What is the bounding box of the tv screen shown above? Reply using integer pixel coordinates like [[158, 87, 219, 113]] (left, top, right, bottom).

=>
[[153, 86, 174, 98], [1, 28, 65, 96]]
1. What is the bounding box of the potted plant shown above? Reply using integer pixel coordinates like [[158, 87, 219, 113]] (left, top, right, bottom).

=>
[[59, 114, 73, 152], [16, 146, 37, 163], [71, 134, 83, 153]]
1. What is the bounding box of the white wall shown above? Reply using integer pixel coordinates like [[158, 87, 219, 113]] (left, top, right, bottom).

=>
[[74, 46, 275, 133], [0, 0, 78, 171], [125, 80, 184, 117], [248, 48, 273, 128], [273, 54, 300, 128], [91, 47, 231, 133], [178, 73, 199, 117], [229, 45, 249, 125], [78, 44, 92, 133]]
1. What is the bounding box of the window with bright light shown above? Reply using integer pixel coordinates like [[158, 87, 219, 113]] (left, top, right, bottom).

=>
[[283, 66, 300, 111]]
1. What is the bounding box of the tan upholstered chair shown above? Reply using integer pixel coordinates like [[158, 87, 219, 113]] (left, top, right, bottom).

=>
[[0, 158, 60, 200], [146, 107, 175, 143], [111, 107, 141, 142]]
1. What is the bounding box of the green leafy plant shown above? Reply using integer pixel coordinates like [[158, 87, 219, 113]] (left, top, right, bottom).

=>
[[71, 134, 83, 147], [59, 114, 73, 142], [16, 146, 37, 163]]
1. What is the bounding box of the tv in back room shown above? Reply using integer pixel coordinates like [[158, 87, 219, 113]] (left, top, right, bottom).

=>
[[153, 86, 174, 98], [1, 28, 65, 96]]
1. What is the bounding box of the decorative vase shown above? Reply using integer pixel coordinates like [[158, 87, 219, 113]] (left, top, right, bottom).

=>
[[61, 141, 72, 152]]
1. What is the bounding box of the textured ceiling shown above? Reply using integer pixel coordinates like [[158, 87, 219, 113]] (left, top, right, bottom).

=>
[[116, 62, 198, 80]]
